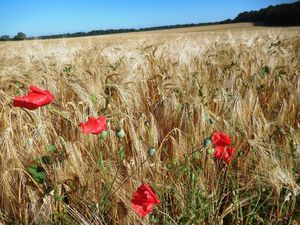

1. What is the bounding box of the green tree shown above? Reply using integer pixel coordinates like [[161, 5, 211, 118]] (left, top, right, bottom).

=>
[[13, 32, 26, 41], [0, 35, 10, 41]]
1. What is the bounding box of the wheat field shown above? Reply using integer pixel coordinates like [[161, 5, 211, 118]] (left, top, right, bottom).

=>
[[0, 24, 300, 224]]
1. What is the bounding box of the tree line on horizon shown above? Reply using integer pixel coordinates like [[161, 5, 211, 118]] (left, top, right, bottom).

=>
[[1, 1, 299, 42]]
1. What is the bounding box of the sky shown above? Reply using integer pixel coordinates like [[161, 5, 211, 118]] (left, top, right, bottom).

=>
[[0, 0, 296, 37]]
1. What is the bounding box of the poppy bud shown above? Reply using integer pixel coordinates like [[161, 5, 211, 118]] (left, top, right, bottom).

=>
[[116, 128, 125, 139], [207, 148, 214, 155], [27, 138, 33, 147], [203, 137, 212, 147], [140, 112, 146, 118], [99, 130, 109, 139], [147, 147, 156, 156], [238, 151, 244, 157], [144, 121, 150, 127]]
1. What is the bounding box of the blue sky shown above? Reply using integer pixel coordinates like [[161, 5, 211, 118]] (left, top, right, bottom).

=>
[[0, 0, 295, 37]]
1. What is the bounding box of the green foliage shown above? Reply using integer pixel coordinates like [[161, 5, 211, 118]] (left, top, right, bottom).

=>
[[107, 62, 121, 71], [99, 130, 109, 140], [27, 165, 45, 184], [260, 65, 270, 76], [52, 211, 74, 225], [118, 145, 125, 160], [13, 32, 26, 41], [46, 144, 57, 153], [54, 193, 64, 202], [15, 82, 22, 88], [234, 1, 300, 25], [36, 21, 235, 40], [63, 66, 71, 73], [0, 35, 10, 41], [97, 150, 105, 170], [37, 155, 53, 164], [90, 94, 97, 105]]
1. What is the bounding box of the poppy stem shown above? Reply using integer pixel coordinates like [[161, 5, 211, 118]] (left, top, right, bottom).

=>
[[156, 209, 178, 224], [177, 145, 204, 167], [109, 156, 150, 197]]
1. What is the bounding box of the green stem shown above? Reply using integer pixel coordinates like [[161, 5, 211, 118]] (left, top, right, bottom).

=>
[[108, 156, 150, 197], [178, 145, 204, 167]]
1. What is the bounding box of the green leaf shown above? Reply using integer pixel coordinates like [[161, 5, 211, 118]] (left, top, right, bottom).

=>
[[118, 145, 125, 160], [238, 151, 244, 157], [55, 194, 64, 202], [231, 60, 238, 66], [27, 165, 45, 184], [99, 130, 109, 140], [98, 151, 105, 170], [16, 89, 21, 96], [41, 156, 53, 164], [47, 144, 57, 153], [15, 82, 22, 87], [36, 156, 52, 164], [90, 94, 98, 105], [198, 88, 204, 97], [63, 66, 71, 73], [193, 151, 202, 160], [260, 65, 270, 76]]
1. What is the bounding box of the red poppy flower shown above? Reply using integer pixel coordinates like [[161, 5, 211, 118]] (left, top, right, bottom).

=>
[[130, 183, 160, 217], [212, 131, 234, 165], [13, 85, 55, 110], [79, 116, 107, 135], [214, 145, 234, 165], [212, 132, 231, 147], [224, 147, 234, 164]]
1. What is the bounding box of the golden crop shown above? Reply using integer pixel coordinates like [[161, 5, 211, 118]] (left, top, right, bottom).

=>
[[0, 24, 299, 224]]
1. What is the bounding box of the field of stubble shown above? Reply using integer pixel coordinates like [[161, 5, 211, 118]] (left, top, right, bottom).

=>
[[0, 24, 300, 224]]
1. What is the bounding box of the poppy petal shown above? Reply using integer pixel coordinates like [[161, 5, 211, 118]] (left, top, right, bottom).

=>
[[212, 131, 231, 147], [131, 183, 160, 217], [214, 146, 224, 159], [13, 85, 55, 110], [79, 116, 107, 135]]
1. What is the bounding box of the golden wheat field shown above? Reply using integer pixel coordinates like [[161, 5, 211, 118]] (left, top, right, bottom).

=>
[[0, 23, 300, 224]]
